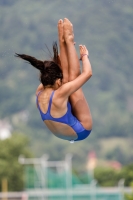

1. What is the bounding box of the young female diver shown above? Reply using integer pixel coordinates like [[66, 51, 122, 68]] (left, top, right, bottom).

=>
[[15, 18, 93, 142]]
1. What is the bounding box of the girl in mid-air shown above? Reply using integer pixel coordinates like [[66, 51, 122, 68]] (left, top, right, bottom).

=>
[[16, 18, 92, 142]]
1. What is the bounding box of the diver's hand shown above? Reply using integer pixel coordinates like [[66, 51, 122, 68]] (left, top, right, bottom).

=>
[[79, 45, 89, 60]]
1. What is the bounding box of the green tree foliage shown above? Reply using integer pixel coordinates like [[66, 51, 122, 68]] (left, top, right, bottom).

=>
[[94, 163, 133, 187], [0, 0, 133, 164], [125, 183, 133, 200], [0, 133, 33, 191], [125, 194, 133, 200], [122, 164, 133, 186], [94, 167, 120, 186], [125, 188, 133, 200]]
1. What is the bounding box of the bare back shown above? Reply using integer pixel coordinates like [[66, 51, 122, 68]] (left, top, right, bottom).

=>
[[37, 89, 78, 140]]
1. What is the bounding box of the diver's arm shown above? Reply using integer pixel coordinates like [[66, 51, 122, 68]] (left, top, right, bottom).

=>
[[57, 48, 92, 99], [62, 55, 92, 95]]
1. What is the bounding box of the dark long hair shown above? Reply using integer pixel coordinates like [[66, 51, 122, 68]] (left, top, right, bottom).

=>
[[15, 42, 63, 86]]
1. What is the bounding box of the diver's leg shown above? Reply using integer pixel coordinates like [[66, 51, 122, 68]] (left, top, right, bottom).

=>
[[58, 19, 69, 83], [63, 18, 92, 130], [63, 18, 80, 79]]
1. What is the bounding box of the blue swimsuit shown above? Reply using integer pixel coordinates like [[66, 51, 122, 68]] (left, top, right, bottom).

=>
[[36, 91, 91, 141]]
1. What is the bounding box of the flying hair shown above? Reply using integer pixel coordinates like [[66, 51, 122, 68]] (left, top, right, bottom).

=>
[[15, 41, 60, 72], [15, 42, 63, 86], [15, 53, 44, 73]]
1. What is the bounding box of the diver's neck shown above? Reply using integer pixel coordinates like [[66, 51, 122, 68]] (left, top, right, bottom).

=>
[[44, 85, 57, 91]]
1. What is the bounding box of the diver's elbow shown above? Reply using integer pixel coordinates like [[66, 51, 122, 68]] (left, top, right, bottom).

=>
[[87, 70, 92, 79]]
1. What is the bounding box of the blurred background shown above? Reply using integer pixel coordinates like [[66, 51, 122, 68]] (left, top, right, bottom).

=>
[[0, 0, 133, 199]]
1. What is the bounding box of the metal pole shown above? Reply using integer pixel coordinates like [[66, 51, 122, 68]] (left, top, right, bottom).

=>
[[65, 154, 73, 200], [2, 178, 8, 200], [41, 154, 49, 189], [90, 179, 97, 200], [118, 179, 125, 200]]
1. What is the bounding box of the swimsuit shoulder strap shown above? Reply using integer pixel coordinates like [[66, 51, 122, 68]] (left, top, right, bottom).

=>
[[36, 90, 55, 114], [47, 91, 55, 113]]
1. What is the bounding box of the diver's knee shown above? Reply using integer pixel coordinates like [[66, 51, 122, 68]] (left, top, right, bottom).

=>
[[83, 116, 93, 130]]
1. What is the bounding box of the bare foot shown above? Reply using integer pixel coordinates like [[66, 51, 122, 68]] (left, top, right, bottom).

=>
[[58, 19, 64, 43], [63, 18, 74, 43]]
